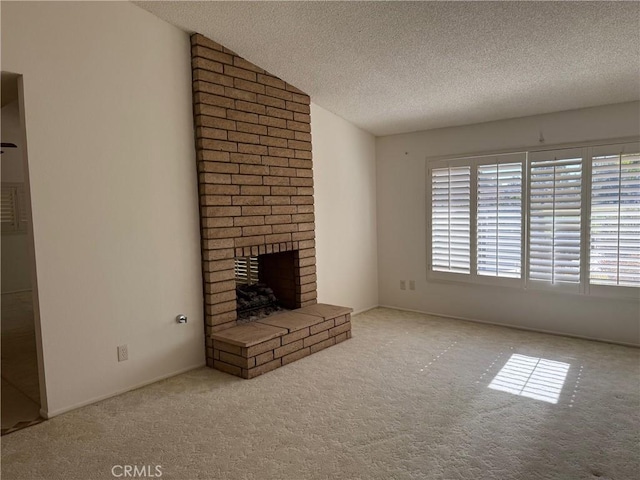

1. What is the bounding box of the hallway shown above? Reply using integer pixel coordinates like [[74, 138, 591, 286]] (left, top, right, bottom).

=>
[[1, 291, 43, 435]]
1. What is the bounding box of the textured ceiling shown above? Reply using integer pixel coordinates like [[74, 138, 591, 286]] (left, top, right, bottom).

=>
[[135, 1, 640, 136]]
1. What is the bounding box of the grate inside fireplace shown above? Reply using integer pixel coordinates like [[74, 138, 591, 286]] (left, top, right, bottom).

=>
[[235, 256, 287, 323]]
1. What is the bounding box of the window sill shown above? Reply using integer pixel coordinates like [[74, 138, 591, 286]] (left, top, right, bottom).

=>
[[426, 269, 639, 301]]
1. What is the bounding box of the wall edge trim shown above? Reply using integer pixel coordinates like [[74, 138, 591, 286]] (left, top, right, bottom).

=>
[[351, 305, 379, 316], [40, 362, 205, 419], [377, 304, 640, 348]]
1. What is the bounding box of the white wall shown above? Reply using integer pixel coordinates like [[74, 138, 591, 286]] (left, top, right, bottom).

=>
[[1, 100, 31, 293], [377, 102, 640, 345], [2, 1, 204, 416], [312, 104, 378, 313]]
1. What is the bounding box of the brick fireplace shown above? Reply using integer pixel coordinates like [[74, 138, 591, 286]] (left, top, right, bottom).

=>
[[190, 33, 351, 376]]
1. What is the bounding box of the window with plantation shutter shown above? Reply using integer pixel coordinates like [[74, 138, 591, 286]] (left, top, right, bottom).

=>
[[528, 149, 583, 289], [589, 143, 640, 288], [431, 166, 471, 274], [428, 139, 639, 297], [477, 160, 523, 278], [235, 256, 259, 284]]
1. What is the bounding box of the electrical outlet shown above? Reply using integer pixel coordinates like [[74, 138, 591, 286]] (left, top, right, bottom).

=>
[[409, 280, 415, 290], [400, 280, 406, 290], [117, 344, 128, 362]]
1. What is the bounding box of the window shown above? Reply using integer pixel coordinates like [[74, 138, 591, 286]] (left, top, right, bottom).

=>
[[477, 161, 523, 278], [589, 143, 640, 289], [234, 256, 259, 284], [427, 139, 640, 296], [428, 153, 525, 284], [1, 183, 28, 234], [431, 166, 470, 274], [528, 149, 583, 291]]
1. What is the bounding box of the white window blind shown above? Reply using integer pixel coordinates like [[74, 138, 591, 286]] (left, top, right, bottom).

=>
[[528, 149, 583, 286], [234, 256, 259, 284], [477, 161, 523, 278], [1, 183, 27, 234], [590, 144, 640, 287], [431, 166, 471, 274], [1, 188, 16, 225]]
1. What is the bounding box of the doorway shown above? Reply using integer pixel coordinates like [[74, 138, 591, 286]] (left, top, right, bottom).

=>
[[1, 72, 45, 434]]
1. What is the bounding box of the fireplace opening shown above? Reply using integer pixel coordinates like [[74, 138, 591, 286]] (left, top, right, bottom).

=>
[[235, 250, 299, 323]]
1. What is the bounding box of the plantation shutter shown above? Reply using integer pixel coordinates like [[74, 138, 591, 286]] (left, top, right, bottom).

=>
[[235, 257, 248, 283], [249, 256, 259, 283], [234, 256, 259, 284], [0, 184, 27, 233], [477, 158, 523, 278], [590, 143, 640, 287], [431, 165, 471, 274], [1, 186, 16, 227], [528, 148, 583, 287], [17, 187, 28, 226]]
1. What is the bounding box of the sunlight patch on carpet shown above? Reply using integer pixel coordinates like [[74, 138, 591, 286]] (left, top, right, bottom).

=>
[[488, 353, 570, 404]]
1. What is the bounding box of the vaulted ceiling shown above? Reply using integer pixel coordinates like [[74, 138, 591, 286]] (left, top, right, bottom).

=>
[[136, 1, 640, 136]]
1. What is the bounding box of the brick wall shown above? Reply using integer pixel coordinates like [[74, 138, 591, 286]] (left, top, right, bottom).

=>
[[190, 34, 318, 366]]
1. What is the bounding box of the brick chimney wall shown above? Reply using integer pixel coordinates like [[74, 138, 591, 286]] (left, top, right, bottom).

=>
[[190, 34, 318, 367]]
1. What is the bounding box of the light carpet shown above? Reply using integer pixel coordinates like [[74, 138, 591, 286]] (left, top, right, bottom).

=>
[[1, 307, 638, 480]]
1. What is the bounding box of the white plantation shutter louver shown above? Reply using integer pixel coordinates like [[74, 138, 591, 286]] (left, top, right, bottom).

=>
[[528, 149, 583, 289], [249, 257, 259, 283], [235, 256, 259, 284], [431, 166, 471, 274], [1, 187, 16, 226], [477, 160, 523, 278], [1, 184, 27, 234], [589, 144, 640, 288], [235, 257, 248, 283]]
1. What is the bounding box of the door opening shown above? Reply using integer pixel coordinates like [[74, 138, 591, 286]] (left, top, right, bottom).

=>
[[1, 72, 46, 434]]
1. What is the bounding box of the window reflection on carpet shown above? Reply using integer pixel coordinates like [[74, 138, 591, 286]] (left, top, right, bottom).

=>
[[489, 353, 570, 404]]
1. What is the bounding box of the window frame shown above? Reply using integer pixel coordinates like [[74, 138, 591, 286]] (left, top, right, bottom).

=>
[[426, 152, 526, 288], [428, 157, 473, 283], [586, 142, 640, 300], [425, 136, 640, 299], [475, 154, 526, 287], [525, 147, 586, 296]]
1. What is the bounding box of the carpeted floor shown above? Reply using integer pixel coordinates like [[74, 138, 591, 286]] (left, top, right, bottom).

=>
[[1, 307, 638, 480]]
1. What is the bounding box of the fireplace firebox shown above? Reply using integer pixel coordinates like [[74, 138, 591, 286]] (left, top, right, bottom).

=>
[[234, 251, 298, 322]]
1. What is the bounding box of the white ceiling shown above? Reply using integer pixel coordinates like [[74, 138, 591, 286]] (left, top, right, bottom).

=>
[[135, 1, 640, 136]]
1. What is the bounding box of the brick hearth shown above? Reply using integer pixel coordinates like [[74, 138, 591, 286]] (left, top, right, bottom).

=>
[[212, 304, 353, 379]]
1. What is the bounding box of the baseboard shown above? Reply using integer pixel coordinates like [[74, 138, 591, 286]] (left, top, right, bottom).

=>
[[41, 362, 205, 419], [351, 304, 379, 316], [377, 304, 640, 348]]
